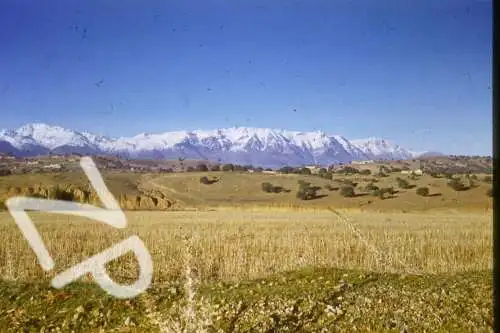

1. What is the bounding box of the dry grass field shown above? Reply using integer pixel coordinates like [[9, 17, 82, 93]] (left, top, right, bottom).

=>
[[0, 167, 493, 332], [139, 171, 492, 212], [0, 207, 493, 332], [0, 209, 492, 282]]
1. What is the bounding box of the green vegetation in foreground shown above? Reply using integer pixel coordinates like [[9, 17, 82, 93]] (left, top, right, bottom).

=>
[[0, 268, 492, 332]]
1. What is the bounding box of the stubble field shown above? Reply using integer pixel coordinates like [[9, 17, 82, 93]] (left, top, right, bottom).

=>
[[0, 208, 493, 332]]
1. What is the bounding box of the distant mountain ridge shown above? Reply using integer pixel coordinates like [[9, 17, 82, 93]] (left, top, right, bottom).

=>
[[0, 123, 439, 168]]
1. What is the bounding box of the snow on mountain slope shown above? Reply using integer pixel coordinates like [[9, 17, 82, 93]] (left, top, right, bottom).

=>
[[0, 123, 433, 167], [350, 137, 415, 160], [0, 123, 101, 151]]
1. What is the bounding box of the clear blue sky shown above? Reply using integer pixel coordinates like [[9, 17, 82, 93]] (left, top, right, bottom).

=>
[[0, 0, 492, 155]]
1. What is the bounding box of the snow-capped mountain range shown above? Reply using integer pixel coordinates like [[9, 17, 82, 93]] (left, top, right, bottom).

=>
[[0, 123, 438, 168]]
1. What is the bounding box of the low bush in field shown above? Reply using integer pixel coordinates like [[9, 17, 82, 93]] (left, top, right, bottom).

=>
[[416, 187, 430, 197], [339, 186, 355, 198]]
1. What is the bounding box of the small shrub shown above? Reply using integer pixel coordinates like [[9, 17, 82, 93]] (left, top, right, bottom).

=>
[[299, 167, 312, 175], [296, 181, 320, 200], [375, 187, 395, 200], [233, 164, 246, 172], [339, 186, 356, 198], [416, 187, 430, 197], [273, 186, 285, 193], [487, 188, 493, 197], [318, 168, 328, 177], [396, 177, 412, 189], [195, 163, 208, 172], [359, 169, 371, 175], [210, 165, 221, 171], [323, 172, 334, 180], [262, 182, 286, 193], [261, 182, 275, 193], [200, 176, 218, 185], [296, 187, 319, 200], [337, 166, 359, 175], [447, 179, 469, 191], [222, 164, 234, 172], [483, 175, 492, 183], [278, 166, 294, 174]]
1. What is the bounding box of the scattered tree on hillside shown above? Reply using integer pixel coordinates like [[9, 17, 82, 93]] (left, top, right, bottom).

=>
[[195, 163, 208, 172], [222, 163, 234, 172], [261, 182, 286, 193], [299, 167, 312, 175], [339, 186, 355, 198], [278, 166, 295, 174], [318, 168, 328, 177], [337, 166, 359, 175], [261, 182, 274, 193], [373, 187, 395, 200], [396, 177, 412, 189], [416, 187, 430, 197], [296, 180, 321, 200], [200, 176, 218, 185], [233, 164, 246, 172], [447, 179, 469, 191]]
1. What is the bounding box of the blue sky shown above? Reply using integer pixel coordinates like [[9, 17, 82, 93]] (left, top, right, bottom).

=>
[[0, 0, 492, 155]]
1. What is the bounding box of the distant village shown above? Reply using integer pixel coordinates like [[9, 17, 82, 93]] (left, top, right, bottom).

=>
[[0, 152, 492, 177]]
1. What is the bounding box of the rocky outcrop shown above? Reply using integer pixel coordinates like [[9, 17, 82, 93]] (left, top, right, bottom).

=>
[[1, 184, 174, 210]]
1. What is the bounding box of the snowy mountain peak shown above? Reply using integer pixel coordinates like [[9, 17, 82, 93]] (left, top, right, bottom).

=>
[[0, 123, 435, 167]]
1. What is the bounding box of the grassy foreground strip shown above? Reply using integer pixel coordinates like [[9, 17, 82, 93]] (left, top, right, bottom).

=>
[[0, 267, 492, 332]]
